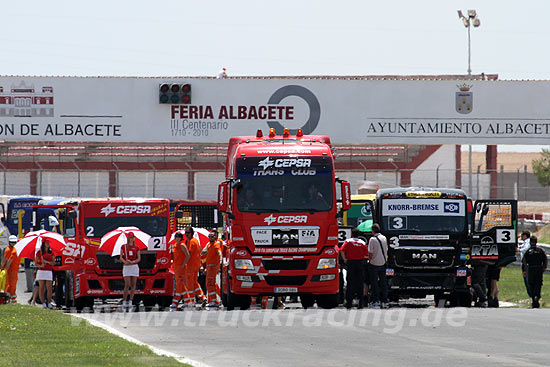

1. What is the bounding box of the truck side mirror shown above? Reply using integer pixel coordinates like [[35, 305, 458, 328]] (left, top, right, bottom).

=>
[[218, 181, 230, 213], [48, 215, 60, 227], [176, 210, 184, 219], [341, 181, 351, 211], [67, 210, 77, 220]]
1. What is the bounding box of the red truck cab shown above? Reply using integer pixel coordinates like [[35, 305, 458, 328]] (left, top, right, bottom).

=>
[[218, 128, 351, 309]]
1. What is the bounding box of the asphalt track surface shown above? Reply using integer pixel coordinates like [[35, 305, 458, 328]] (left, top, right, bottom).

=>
[[14, 273, 550, 367], [72, 307, 549, 367]]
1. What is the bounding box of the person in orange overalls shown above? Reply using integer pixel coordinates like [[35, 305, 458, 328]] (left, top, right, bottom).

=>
[[202, 230, 222, 307], [170, 232, 190, 311], [1, 236, 20, 303], [184, 227, 206, 305]]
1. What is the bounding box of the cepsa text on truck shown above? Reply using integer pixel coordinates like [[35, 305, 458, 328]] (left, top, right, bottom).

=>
[[218, 128, 351, 310], [33, 199, 174, 311]]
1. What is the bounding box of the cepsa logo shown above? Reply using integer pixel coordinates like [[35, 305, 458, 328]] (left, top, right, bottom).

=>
[[264, 214, 308, 225], [258, 157, 311, 170], [100, 204, 152, 217]]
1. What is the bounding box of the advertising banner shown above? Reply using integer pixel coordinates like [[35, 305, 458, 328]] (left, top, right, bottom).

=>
[[1, 76, 549, 144]]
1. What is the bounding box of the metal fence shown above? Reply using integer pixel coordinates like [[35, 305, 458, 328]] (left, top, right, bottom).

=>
[[0, 167, 548, 201]]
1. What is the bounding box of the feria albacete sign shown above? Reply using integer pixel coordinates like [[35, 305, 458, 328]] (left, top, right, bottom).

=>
[[0, 76, 549, 144]]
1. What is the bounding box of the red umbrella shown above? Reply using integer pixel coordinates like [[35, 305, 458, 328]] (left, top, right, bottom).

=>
[[14, 230, 66, 260], [169, 227, 210, 250], [99, 226, 150, 257]]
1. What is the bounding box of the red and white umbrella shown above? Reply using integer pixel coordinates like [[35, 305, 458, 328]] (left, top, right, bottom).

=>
[[14, 230, 67, 260], [99, 226, 150, 257], [169, 227, 210, 250]]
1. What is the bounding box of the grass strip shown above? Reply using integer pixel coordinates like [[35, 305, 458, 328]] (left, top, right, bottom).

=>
[[497, 266, 549, 308], [0, 304, 188, 367]]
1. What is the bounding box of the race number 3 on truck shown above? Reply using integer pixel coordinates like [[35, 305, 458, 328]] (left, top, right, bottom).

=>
[[366, 188, 517, 306], [218, 128, 351, 310], [32, 199, 174, 311]]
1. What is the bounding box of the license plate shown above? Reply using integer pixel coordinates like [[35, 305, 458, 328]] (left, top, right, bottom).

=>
[[274, 287, 298, 293]]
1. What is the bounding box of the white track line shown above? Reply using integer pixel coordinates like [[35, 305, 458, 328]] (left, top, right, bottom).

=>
[[72, 314, 212, 367]]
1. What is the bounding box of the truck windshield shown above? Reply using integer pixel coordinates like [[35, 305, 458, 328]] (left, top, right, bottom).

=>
[[380, 198, 466, 233], [83, 216, 168, 238], [235, 156, 333, 212]]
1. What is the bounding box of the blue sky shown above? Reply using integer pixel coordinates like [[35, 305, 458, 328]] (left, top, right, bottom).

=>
[[1, 0, 549, 152]]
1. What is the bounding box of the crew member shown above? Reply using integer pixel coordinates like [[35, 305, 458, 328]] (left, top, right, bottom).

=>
[[471, 262, 488, 308], [340, 228, 368, 309], [202, 230, 223, 307], [170, 232, 190, 311], [1, 236, 20, 303], [368, 224, 388, 309], [522, 236, 547, 308], [120, 232, 141, 312], [519, 231, 532, 297], [185, 227, 206, 305], [486, 264, 502, 308]]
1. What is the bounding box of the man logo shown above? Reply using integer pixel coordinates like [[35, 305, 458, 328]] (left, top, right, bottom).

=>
[[264, 214, 277, 225], [443, 202, 459, 213], [100, 204, 116, 217], [258, 157, 275, 170]]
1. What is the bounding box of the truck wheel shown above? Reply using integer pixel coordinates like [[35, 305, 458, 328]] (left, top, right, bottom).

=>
[[434, 293, 446, 308], [75, 296, 92, 312], [457, 291, 472, 307], [226, 277, 237, 311], [142, 296, 156, 311], [316, 294, 338, 309], [300, 294, 315, 309], [65, 272, 74, 309], [158, 296, 172, 311], [239, 295, 251, 310], [220, 272, 228, 307]]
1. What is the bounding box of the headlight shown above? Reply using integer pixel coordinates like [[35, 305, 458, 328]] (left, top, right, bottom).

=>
[[234, 259, 254, 270], [317, 258, 337, 269]]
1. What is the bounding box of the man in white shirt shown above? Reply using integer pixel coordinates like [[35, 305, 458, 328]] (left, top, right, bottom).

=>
[[367, 223, 388, 308], [519, 231, 532, 297]]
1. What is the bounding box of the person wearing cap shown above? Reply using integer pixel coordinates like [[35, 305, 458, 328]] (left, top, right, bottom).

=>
[[120, 232, 141, 312], [216, 67, 227, 79], [1, 235, 20, 303]]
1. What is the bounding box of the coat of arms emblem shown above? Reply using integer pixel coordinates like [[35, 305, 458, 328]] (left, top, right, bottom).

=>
[[456, 83, 473, 114]]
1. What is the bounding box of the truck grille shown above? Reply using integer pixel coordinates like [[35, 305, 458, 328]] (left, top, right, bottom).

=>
[[262, 260, 309, 271], [392, 247, 455, 268], [96, 252, 157, 270], [265, 276, 307, 286], [108, 279, 146, 291]]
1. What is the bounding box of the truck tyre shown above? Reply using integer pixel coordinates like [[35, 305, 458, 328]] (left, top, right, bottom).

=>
[[434, 293, 446, 308], [316, 294, 338, 309], [455, 291, 472, 307], [75, 296, 93, 312], [142, 296, 156, 311], [300, 294, 315, 309], [226, 277, 237, 311], [239, 295, 251, 310], [158, 296, 172, 311], [65, 272, 74, 309]]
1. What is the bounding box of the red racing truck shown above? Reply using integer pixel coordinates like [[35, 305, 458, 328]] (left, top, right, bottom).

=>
[[218, 128, 351, 310], [33, 199, 173, 311]]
